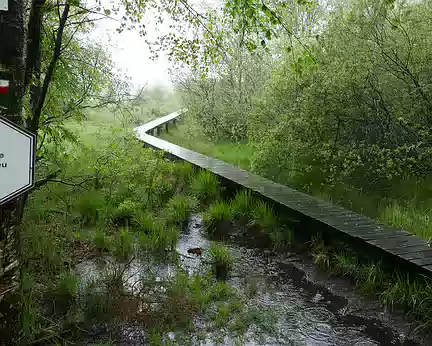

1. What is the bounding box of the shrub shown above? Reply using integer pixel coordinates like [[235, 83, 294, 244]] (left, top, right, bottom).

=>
[[190, 170, 220, 204], [203, 201, 233, 234]]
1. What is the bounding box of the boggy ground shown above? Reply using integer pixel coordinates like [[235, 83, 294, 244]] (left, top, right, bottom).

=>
[[21, 132, 432, 345], [72, 214, 430, 345]]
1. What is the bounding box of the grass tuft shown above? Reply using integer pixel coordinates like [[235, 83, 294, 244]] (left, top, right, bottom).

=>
[[75, 190, 106, 225], [110, 199, 139, 226], [165, 195, 196, 226], [139, 222, 179, 251], [113, 228, 134, 259], [209, 243, 232, 280], [190, 170, 220, 204], [54, 270, 79, 301], [231, 189, 255, 221], [133, 210, 157, 233], [203, 201, 233, 234], [94, 229, 110, 252], [249, 200, 278, 231], [268, 228, 293, 249], [172, 162, 194, 191]]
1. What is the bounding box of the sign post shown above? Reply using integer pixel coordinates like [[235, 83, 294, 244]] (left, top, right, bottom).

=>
[[0, 116, 36, 205]]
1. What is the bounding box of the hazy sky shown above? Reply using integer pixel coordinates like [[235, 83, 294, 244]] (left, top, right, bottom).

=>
[[91, 0, 222, 90], [92, 13, 173, 90]]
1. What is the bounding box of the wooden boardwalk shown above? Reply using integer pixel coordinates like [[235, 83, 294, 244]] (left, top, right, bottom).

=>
[[135, 111, 432, 277]]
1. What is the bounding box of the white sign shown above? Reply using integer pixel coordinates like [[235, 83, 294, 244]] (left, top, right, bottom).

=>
[[0, 0, 7, 11], [0, 117, 35, 205]]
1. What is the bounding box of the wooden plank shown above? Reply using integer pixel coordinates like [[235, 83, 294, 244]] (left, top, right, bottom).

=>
[[400, 249, 432, 261], [369, 236, 427, 248], [410, 257, 432, 267], [384, 244, 432, 256]]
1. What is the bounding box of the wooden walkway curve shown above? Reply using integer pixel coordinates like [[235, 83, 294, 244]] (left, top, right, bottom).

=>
[[135, 111, 432, 278]]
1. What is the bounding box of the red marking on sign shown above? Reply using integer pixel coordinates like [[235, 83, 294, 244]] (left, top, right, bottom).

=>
[[0, 80, 9, 95]]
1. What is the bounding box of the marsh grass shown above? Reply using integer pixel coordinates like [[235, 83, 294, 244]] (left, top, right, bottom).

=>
[[249, 200, 279, 232], [133, 209, 158, 233], [110, 199, 140, 227], [75, 190, 106, 225], [114, 228, 134, 259], [139, 222, 179, 251], [231, 189, 255, 223], [203, 201, 233, 234], [159, 124, 254, 170], [310, 234, 432, 327], [209, 243, 233, 280], [379, 203, 432, 240], [172, 162, 194, 191], [93, 229, 111, 252], [164, 195, 196, 226], [190, 170, 221, 204], [269, 228, 294, 249]]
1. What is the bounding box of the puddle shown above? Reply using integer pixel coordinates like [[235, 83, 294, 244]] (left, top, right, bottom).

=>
[[76, 216, 423, 345]]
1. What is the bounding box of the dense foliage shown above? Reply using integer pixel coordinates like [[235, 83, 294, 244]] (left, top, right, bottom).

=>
[[174, 0, 432, 232]]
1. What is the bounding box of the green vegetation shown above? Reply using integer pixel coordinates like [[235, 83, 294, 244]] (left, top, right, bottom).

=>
[[164, 195, 196, 226], [190, 170, 221, 204], [231, 189, 255, 221], [209, 243, 233, 280], [310, 236, 432, 328], [8, 0, 432, 342], [113, 228, 134, 259], [159, 0, 432, 241], [93, 229, 111, 252], [249, 200, 279, 232], [203, 201, 233, 234], [160, 124, 254, 170]]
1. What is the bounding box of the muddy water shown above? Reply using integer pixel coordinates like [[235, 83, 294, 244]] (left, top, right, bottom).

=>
[[76, 216, 423, 345], [176, 216, 418, 346]]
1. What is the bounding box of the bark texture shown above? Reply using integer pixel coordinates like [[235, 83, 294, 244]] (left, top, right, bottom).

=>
[[0, 0, 27, 343]]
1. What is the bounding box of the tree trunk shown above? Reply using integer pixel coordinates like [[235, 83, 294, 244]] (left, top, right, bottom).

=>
[[0, 0, 27, 343]]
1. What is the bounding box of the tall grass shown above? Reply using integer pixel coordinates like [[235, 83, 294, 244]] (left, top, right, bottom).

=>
[[164, 195, 196, 226], [379, 203, 432, 240], [249, 200, 278, 231], [190, 170, 220, 204], [310, 235, 432, 327], [203, 201, 233, 234], [139, 222, 179, 251], [160, 124, 254, 170], [113, 229, 134, 259], [231, 189, 255, 220]]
